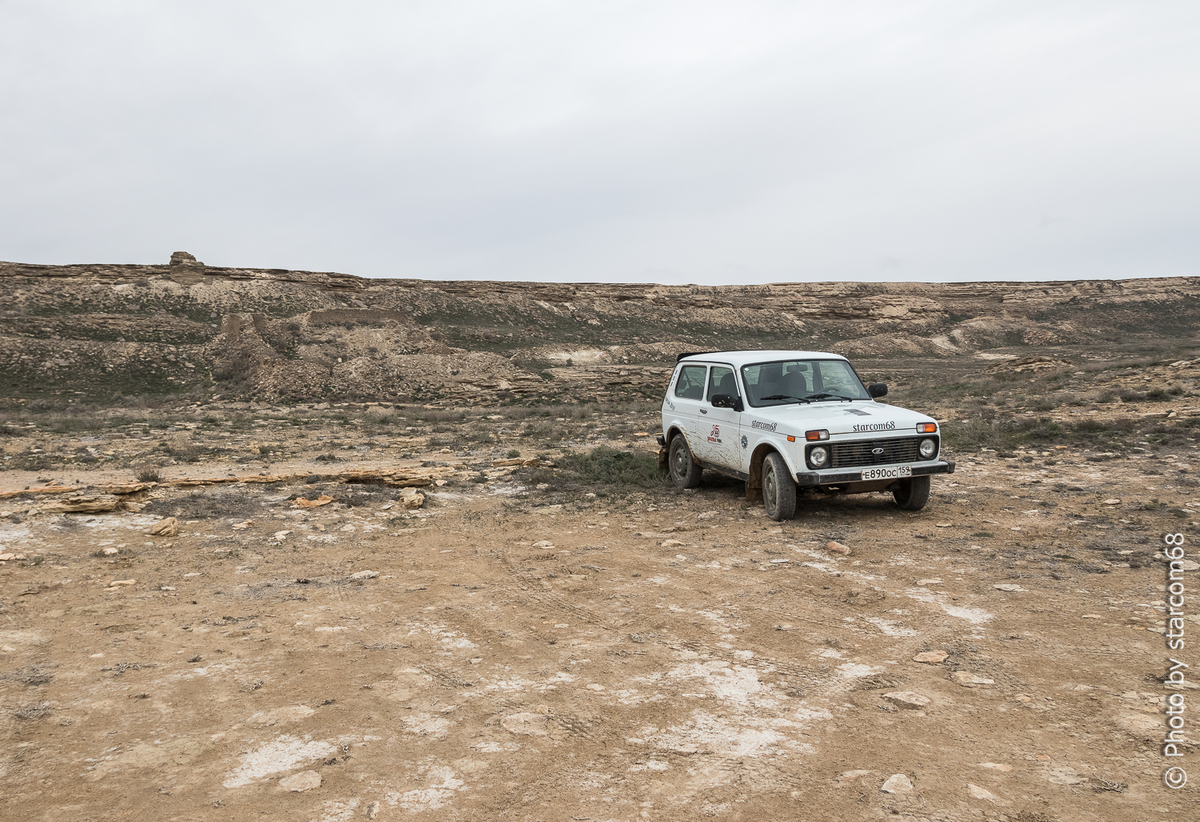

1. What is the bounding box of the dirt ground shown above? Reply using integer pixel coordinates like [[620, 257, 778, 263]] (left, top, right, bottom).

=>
[[2, 408, 1199, 822]]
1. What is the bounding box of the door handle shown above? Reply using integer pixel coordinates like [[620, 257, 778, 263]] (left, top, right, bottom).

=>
[[699, 408, 708, 414]]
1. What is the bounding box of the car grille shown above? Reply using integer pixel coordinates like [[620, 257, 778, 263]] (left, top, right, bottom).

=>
[[830, 436, 928, 468]]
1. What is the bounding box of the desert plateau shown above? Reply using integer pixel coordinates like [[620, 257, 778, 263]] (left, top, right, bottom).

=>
[[1, 257, 1199, 821]]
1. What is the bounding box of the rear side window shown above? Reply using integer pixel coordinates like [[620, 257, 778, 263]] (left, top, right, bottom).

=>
[[674, 365, 707, 400], [707, 366, 738, 402]]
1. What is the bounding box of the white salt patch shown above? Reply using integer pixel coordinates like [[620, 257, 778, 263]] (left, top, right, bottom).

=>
[[387, 767, 464, 812], [837, 662, 883, 680], [863, 616, 918, 637], [907, 591, 993, 624], [223, 735, 336, 788]]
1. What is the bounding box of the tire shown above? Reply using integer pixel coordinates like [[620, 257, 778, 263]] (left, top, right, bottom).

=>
[[668, 435, 703, 489], [762, 451, 797, 521], [893, 475, 931, 511]]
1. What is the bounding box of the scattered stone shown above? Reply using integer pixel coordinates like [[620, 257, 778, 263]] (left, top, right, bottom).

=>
[[661, 540, 686, 548], [1103, 498, 1121, 505], [993, 583, 1026, 592], [880, 773, 914, 794], [913, 651, 949, 664], [279, 770, 321, 792], [532, 540, 555, 549], [231, 520, 254, 530], [825, 541, 851, 556], [951, 671, 995, 687], [978, 762, 1013, 772], [1176, 559, 1200, 572], [350, 570, 380, 580], [915, 578, 943, 586], [294, 495, 335, 509], [935, 522, 952, 528], [40, 493, 121, 513], [835, 769, 873, 782], [501, 712, 550, 736], [966, 783, 999, 801], [148, 517, 178, 537], [273, 531, 292, 541], [1164, 679, 1200, 691], [108, 579, 136, 587], [339, 524, 356, 532], [0, 553, 13, 561], [102, 547, 119, 556], [400, 489, 425, 510], [882, 691, 931, 709]]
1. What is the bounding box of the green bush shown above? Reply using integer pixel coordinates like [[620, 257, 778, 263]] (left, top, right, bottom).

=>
[[523, 446, 665, 492]]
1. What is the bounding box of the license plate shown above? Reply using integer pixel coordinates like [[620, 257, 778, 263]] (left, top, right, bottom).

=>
[[861, 465, 912, 481]]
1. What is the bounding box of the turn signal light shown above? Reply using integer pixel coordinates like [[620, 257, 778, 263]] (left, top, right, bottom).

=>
[[917, 423, 937, 433], [805, 429, 829, 441]]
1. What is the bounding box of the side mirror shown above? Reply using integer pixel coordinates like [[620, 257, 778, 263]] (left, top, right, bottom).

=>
[[711, 394, 744, 412], [868, 383, 888, 399]]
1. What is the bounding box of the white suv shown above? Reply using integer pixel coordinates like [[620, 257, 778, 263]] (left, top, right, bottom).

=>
[[658, 350, 955, 520]]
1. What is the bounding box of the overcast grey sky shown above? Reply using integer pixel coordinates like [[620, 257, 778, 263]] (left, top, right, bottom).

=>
[[2, 1, 1197, 284]]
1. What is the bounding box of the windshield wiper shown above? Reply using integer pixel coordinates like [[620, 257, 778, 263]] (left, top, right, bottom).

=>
[[759, 394, 811, 404], [804, 392, 853, 401]]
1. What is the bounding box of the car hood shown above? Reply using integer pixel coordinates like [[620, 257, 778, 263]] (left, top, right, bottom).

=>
[[743, 401, 935, 436]]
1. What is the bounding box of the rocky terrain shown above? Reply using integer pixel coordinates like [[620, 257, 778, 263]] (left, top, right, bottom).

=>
[[2, 255, 1200, 820], [2, 252, 1198, 405]]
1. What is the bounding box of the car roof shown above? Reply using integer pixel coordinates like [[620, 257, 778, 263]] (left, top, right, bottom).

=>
[[677, 350, 850, 367]]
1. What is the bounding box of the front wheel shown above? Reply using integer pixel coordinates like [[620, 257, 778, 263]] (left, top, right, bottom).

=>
[[892, 475, 931, 510], [668, 435, 703, 489], [762, 452, 797, 521]]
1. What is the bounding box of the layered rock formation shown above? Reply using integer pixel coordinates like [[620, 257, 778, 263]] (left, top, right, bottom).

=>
[[1, 255, 1197, 403]]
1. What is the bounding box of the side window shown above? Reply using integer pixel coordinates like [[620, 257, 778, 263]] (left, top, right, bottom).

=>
[[674, 365, 707, 400], [707, 366, 738, 403]]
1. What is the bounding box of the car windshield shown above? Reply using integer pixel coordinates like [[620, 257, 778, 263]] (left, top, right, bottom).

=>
[[741, 359, 870, 407]]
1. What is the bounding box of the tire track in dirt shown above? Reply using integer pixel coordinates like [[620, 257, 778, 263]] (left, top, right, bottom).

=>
[[492, 541, 630, 632]]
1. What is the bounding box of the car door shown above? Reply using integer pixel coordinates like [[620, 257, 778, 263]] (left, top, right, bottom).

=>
[[699, 363, 743, 471], [668, 362, 708, 453]]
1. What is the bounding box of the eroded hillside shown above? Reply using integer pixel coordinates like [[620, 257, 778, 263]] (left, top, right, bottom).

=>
[[2, 254, 1198, 404]]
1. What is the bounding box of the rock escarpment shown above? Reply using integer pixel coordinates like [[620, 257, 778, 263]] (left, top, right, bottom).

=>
[[1, 254, 1197, 403]]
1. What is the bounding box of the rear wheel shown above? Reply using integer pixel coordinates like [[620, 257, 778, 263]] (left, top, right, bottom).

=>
[[668, 435, 703, 489], [762, 452, 797, 521], [892, 475, 931, 510]]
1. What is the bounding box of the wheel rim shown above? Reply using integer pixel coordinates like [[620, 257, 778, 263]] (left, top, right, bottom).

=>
[[671, 443, 687, 478], [764, 465, 778, 513]]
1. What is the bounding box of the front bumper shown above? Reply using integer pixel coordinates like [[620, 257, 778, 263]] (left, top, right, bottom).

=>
[[794, 460, 955, 487]]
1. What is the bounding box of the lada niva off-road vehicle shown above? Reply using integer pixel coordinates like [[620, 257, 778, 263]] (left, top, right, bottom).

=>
[[658, 350, 955, 520]]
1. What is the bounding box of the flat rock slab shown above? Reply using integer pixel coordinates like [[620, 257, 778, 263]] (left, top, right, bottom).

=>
[[913, 651, 949, 663], [952, 671, 996, 687], [967, 783, 999, 801], [881, 773, 914, 794], [883, 691, 931, 709], [279, 770, 322, 792]]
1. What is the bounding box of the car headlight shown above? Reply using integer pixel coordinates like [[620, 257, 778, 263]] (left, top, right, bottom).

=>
[[919, 438, 937, 459], [808, 446, 829, 468]]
